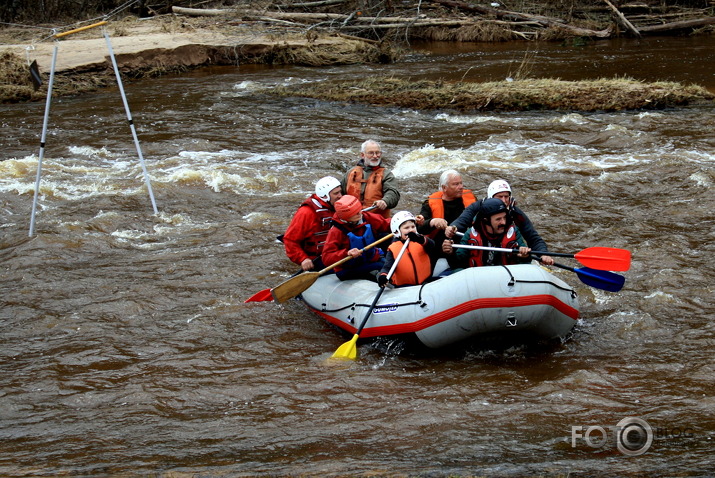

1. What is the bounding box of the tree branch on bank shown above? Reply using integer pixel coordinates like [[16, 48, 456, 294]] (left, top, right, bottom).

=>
[[171, 4, 715, 39], [602, 0, 641, 37], [431, 0, 613, 38], [638, 16, 715, 34]]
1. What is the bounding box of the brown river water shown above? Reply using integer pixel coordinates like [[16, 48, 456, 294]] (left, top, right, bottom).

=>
[[1, 36, 714, 476]]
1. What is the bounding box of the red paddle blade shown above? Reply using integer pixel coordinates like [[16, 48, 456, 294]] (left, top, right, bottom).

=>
[[244, 288, 274, 303], [575, 247, 631, 272]]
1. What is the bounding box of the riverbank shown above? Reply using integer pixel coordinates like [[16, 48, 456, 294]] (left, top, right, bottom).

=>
[[1, 10, 714, 109], [0, 14, 394, 103]]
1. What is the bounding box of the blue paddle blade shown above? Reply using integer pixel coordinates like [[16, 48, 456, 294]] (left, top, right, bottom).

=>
[[575, 267, 625, 292]]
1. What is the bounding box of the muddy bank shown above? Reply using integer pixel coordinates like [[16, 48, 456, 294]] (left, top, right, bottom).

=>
[[0, 15, 394, 103]]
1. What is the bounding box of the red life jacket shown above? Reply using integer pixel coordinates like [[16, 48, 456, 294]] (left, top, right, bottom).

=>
[[299, 195, 334, 257], [345, 165, 388, 217], [387, 240, 432, 286], [466, 225, 521, 267]]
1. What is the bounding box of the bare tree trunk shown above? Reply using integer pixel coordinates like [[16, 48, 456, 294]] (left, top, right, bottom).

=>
[[602, 0, 641, 37], [638, 16, 715, 34]]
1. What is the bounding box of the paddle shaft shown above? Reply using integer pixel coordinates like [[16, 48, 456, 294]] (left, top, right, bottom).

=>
[[271, 233, 393, 303], [453, 243, 547, 255], [452, 243, 630, 271], [316, 233, 392, 276], [533, 255, 625, 292], [331, 238, 411, 360], [354, 238, 409, 335]]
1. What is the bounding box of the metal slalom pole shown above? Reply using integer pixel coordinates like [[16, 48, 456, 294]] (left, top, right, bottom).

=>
[[103, 28, 159, 214], [29, 41, 59, 237]]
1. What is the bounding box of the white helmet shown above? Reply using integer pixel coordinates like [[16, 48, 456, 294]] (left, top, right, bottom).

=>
[[315, 176, 341, 201], [487, 179, 511, 199], [390, 211, 416, 237]]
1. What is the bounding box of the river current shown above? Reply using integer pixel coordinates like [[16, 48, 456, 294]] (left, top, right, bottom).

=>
[[1, 36, 714, 476]]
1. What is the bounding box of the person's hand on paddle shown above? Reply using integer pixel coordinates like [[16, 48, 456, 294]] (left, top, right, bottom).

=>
[[536, 255, 554, 265], [372, 199, 388, 211], [442, 239, 454, 254], [415, 214, 425, 227], [347, 247, 363, 259], [430, 217, 448, 230], [377, 273, 389, 288], [407, 231, 425, 244], [444, 225, 457, 239], [300, 258, 314, 271], [516, 246, 531, 258]]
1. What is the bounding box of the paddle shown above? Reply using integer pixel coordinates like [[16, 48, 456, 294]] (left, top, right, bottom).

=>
[[451, 244, 631, 271], [533, 256, 626, 292], [246, 206, 381, 303], [270, 233, 393, 303], [245, 269, 303, 303], [331, 238, 410, 361]]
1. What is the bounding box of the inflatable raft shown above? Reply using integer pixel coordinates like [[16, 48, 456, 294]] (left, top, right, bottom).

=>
[[300, 263, 579, 349]]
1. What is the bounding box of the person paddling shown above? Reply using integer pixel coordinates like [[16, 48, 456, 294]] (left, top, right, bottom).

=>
[[443, 198, 531, 269], [282, 176, 343, 271], [321, 195, 391, 282], [416, 169, 477, 262], [446, 179, 554, 266], [378, 211, 436, 288]]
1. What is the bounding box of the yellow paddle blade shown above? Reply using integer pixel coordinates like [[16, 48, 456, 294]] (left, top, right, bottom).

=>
[[271, 271, 320, 303], [331, 334, 359, 360]]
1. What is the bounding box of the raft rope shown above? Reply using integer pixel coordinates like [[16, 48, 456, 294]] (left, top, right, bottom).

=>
[[500, 264, 578, 299], [304, 265, 577, 316], [304, 282, 429, 316]]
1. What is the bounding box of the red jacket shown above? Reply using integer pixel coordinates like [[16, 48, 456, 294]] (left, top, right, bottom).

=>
[[321, 211, 391, 272], [283, 195, 334, 265]]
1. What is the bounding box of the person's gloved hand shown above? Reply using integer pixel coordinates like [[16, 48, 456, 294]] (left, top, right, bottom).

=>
[[377, 273, 389, 288], [407, 232, 424, 244]]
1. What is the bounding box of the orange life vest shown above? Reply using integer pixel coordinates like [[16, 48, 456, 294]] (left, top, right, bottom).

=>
[[426, 190, 477, 238], [387, 240, 432, 287], [345, 165, 388, 217], [427, 189, 477, 219], [466, 226, 522, 267]]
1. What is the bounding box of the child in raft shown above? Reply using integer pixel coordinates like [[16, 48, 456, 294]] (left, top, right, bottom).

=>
[[377, 211, 436, 288]]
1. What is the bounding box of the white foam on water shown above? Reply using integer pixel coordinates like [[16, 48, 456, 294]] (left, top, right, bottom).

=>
[[690, 171, 712, 187], [68, 145, 113, 159], [391, 135, 683, 179], [434, 113, 507, 124], [552, 113, 589, 125]]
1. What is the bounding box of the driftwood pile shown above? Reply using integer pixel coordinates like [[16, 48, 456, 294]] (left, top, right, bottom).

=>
[[171, 0, 715, 41]]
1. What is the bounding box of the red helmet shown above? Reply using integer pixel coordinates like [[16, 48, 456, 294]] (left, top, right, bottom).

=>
[[335, 195, 362, 220]]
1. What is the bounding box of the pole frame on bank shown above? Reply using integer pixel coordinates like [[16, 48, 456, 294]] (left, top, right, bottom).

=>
[[29, 20, 159, 237]]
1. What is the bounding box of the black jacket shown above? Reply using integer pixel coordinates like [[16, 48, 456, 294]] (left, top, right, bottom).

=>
[[450, 199, 549, 253]]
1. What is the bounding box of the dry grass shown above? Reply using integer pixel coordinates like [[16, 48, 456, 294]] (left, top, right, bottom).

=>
[[270, 76, 715, 112]]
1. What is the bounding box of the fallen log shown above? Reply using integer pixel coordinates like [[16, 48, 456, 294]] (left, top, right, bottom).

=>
[[432, 0, 613, 37], [638, 16, 715, 34], [171, 6, 231, 16], [602, 0, 641, 36]]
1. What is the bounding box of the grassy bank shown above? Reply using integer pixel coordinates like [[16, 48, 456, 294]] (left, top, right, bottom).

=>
[[270, 76, 715, 112]]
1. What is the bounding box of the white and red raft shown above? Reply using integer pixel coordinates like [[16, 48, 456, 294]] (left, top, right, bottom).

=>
[[299, 263, 580, 350]]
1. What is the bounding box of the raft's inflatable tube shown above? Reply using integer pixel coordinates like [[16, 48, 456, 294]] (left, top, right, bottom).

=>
[[300, 263, 579, 349]]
